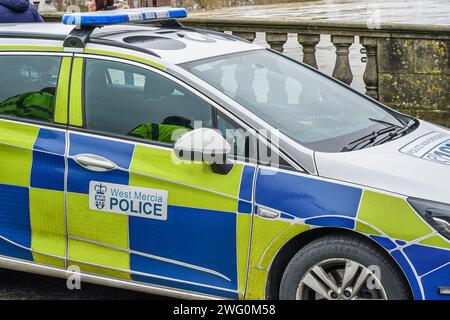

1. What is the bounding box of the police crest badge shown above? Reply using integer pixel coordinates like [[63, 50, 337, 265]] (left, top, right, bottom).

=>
[[94, 183, 107, 210]]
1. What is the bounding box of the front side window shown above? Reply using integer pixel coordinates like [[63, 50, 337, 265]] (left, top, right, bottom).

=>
[[183, 50, 413, 152], [0, 55, 61, 123], [84, 59, 214, 145]]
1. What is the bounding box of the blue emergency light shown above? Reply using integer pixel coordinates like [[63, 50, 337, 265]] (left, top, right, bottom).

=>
[[62, 7, 187, 27]]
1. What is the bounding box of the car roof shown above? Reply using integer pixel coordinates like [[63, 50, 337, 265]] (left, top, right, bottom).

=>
[[0, 23, 261, 64]]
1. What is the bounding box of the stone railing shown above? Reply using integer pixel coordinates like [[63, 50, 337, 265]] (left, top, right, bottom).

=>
[[42, 14, 450, 126], [181, 18, 450, 127]]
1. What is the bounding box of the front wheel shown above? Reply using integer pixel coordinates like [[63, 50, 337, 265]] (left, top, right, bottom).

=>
[[279, 234, 411, 300]]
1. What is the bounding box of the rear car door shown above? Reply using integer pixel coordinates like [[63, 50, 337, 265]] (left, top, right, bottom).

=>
[[65, 55, 254, 298], [0, 52, 71, 268]]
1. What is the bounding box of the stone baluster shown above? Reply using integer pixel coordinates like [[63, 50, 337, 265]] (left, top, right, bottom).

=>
[[265, 33, 288, 53], [331, 35, 354, 85], [360, 37, 379, 100], [297, 34, 320, 69], [232, 31, 256, 43]]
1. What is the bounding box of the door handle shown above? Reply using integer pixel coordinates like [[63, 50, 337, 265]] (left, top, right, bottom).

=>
[[73, 154, 116, 171]]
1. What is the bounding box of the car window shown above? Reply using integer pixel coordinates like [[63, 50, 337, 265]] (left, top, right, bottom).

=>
[[84, 59, 214, 145], [217, 112, 252, 161], [106, 67, 146, 88], [0, 55, 61, 123], [217, 112, 292, 168], [183, 50, 411, 153]]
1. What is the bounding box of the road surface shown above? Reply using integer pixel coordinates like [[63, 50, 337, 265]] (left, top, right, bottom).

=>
[[0, 268, 164, 299]]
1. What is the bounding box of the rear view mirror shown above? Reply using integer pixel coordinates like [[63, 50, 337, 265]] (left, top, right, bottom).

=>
[[173, 128, 234, 174]]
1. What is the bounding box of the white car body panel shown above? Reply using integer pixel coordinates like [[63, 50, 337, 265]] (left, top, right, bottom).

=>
[[0, 23, 261, 64], [107, 30, 260, 64], [3, 23, 448, 205], [315, 121, 450, 204]]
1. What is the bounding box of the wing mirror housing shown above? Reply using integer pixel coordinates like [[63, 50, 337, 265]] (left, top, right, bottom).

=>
[[173, 128, 234, 175]]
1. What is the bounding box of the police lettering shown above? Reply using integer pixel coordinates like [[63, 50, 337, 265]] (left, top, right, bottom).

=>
[[110, 198, 163, 216]]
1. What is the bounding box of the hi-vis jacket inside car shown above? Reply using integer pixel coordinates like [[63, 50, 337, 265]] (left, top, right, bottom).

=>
[[0, 8, 448, 300]]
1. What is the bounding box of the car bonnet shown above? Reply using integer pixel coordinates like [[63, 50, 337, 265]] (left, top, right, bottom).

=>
[[314, 120, 450, 204]]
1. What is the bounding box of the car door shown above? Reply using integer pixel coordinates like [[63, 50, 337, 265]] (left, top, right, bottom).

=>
[[0, 52, 71, 268], [65, 55, 255, 299]]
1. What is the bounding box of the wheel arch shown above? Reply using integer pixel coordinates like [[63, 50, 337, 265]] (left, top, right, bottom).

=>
[[264, 227, 413, 300]]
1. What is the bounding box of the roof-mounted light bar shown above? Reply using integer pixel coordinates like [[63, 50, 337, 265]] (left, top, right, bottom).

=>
[[62, 7, 187, 27], [62, 7, 187, 49]]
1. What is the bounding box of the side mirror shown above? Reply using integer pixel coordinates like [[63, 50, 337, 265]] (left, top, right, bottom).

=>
[[173, 128, 234, 175]]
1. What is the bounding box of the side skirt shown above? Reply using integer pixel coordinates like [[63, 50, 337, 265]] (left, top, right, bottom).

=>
[[0, 255, 225, 300]]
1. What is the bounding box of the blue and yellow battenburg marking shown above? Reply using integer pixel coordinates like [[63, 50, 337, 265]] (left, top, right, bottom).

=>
[[0, 121, 66, 267], [246, 167, 450, 300], [65, 132, 256, 298], [0, 118, 448, 299]]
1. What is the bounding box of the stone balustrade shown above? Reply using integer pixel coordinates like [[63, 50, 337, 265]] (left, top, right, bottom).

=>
[[180, 18, 450, 127], [42, 13, 450, 127]]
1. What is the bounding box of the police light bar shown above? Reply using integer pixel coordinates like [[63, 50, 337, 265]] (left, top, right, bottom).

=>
[[62, 7, 187, 27]]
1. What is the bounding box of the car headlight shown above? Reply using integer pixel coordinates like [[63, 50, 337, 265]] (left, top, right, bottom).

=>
[[408, 198, 450, 240]]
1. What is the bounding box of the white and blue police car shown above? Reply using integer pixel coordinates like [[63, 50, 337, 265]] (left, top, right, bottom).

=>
[[0, 8, 448, 300]]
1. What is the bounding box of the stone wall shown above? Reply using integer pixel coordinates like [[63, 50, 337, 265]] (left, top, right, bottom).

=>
[[378, 39, 450, 127]]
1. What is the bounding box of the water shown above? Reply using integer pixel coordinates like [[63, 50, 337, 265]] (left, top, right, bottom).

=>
[[192, 0, 450, 26], [202, 0, 450, 92]]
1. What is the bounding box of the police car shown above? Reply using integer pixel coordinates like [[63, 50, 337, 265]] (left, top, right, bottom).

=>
[[0, 8, 448, 300]]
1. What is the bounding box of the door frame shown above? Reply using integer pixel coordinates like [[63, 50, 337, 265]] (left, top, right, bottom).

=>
[[0, 50, 72, 270]]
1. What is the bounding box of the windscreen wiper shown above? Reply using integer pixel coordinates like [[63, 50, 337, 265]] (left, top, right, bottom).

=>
[[368, 118, 402, 127], [341, 119, 416, 152], [340, 125, 399, 152], [373, 119, 416, 146]]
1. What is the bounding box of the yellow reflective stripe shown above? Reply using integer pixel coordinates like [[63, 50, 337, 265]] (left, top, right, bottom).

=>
[[67, 192, 129, 249], [420, 235, 450, 249], [54, 57, 71, 124], [84, 49, 166, 70], [0, 46, 64, 51], [0, 143, 32, 187], [245, 267, 268, 300], [69, 57, 83, 126], [0, 121, 38, 187], [68, 240, 131, 280], [0, 120, 39, 148], [130, 172, 238, 213], [29, 188, 66, 267], [131, 146, 243, 198], [260, 223, 309, 269], [358, 191, 433, 241], [249, 217, 290, 267], [237, 214, 251, 295], [355, 220, 382, 236], [32, 254, 65, 268]]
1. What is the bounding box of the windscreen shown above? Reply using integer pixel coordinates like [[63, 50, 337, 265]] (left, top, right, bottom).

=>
[[183, 50, 409, 152]]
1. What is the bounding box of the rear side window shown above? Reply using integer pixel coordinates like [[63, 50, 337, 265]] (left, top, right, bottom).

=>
[[0, 55, 61, 123], [84, 59, 214, 145], [107, 67, 145, 87]]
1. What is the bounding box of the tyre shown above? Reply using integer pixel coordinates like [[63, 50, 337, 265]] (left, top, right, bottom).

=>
[[279, 233, 411, 300]]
